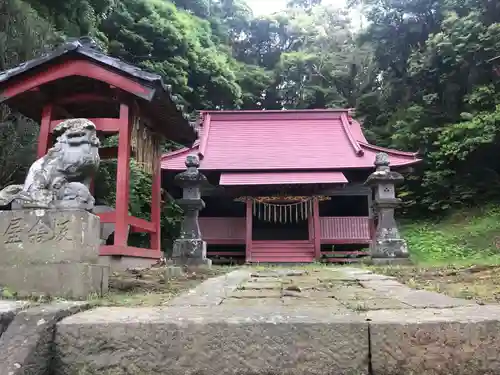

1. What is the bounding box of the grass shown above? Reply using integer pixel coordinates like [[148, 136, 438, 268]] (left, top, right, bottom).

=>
[[90, 265, 232, 306], [372, 204, 500, 303], [401, 204, 500, 266], [373, 264, 500, 304]]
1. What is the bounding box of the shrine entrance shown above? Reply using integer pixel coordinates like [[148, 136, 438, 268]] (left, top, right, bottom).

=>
[[248, 196, 313, 241], [252, 218, 309, 241]]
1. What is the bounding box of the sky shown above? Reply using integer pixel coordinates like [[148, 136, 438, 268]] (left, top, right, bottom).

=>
[[245, 0, 348, 16]]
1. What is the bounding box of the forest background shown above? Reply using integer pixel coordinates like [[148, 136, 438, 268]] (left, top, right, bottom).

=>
[[1, 0, 500, 251]]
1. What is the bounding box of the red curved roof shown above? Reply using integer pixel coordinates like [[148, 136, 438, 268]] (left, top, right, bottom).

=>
[[161, 109, 420, 171]]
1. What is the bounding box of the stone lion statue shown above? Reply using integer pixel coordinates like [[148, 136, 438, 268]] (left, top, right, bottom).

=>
[[0, 118, 100, 211]]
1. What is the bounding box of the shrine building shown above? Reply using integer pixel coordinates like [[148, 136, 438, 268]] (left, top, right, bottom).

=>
[[162, 109, 421, 263], [0, 37, 420, 266]]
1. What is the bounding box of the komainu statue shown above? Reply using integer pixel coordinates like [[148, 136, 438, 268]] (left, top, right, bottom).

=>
[[0, 118, 100, 211]]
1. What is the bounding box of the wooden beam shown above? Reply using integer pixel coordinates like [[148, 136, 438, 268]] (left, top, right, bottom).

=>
[[37, 104, 52, 158], [319, 184, 371, 196], [245, 199, 253, 263], [54, 93, 117, 105], [114, 103, 131, 247], [313, 197, 321, 260], [150, 159, 162, 250], [2, 60, 151, 101]]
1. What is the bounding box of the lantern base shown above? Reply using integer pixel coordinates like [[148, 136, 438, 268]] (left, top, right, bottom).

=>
[[370, 238, 409, 259], [172, 239, 212, 268]]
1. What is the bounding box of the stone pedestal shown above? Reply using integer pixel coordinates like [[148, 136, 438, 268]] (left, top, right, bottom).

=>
[[365, 153, 409, 262], [171, 155, 212, 268], [0, 209, 108, 299], [172, 238, 211, 267]]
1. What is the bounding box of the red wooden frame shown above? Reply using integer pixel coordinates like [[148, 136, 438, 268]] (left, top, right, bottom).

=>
[[2, 60, 151, 101], [31, 82, 162, 260], [245, 199, 253, 262], [312, 197, 321, 260]]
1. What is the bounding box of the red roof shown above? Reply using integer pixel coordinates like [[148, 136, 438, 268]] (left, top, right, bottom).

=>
[[219, 171, 348, 186], [162, 109, 420, 171]]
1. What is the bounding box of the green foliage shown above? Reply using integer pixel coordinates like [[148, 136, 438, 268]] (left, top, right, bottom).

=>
[[100, 0, 242, 111], [0, 108, 38, 189], [0, 0, 61, 189], [403, 205, 500, 265], [0, 0, 62, 70], [355, 0, 500, 213], [23, 0, 114, 37]]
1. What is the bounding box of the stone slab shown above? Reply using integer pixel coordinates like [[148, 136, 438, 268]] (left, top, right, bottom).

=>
[[362, 279, 475, 308], [0, 302, 90, 375], [240, 282, 282, 290], [0, 209, 101, 265], [281, 297, 351, 310], [251, 269, 308, 278], [55, 306, 369, 375], [51, 267, 500, 375], [0, 301, 27, 338], [220, 298, 281, 307], [368, 305, 500, 375], [230, 289, 282, 298], [329, 286, 382, 301], [168, 270, 250, 307], [247, 276, 289, 284], [342, 298, 412, 311], [0, 263, 108, 299]]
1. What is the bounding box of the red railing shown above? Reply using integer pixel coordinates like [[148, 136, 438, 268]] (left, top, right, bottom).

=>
[[319, 217, 371, 244], [199, 217, 246, 244], [198, 216, 372, 245]]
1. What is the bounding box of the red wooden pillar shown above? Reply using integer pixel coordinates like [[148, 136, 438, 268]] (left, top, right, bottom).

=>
[[150, 158, 161, 251], [37, 104, 53, 158], [114, 103, 131, 247], [245, 198, 253, 263], [312, 197, 321, 260]]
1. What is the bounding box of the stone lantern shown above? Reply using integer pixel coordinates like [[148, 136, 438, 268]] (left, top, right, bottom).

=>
[[172, 154, 211, 267], [365, 152, 409, 263]]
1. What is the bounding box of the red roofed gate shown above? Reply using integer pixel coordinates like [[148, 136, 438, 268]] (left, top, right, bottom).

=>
[[0, 38, 196, 268]]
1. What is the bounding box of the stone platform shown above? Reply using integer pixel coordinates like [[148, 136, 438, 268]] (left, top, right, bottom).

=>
[[51, 267, 500, 375], [0, 209, 108, 299], [2, 268, 500, 374]]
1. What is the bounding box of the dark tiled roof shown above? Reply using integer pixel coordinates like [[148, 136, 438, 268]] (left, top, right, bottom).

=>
[[0, 37, 196, 144]]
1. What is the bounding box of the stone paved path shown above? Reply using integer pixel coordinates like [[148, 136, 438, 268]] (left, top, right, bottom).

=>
[[223, 267, 474, 310], [5, 267, 500, 375]]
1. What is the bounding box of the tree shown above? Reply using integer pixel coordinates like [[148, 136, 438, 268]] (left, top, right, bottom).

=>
[[274, 5, 375, 109], [0, 0, 62, 189], [355, 0, 500, 211], [100, 0, 242, 111], [24, 0, 114, 37]]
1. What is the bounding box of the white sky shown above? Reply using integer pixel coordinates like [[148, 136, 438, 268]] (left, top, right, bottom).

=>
[[244, 0, 365, 30], [246, 0, 348, 16]]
